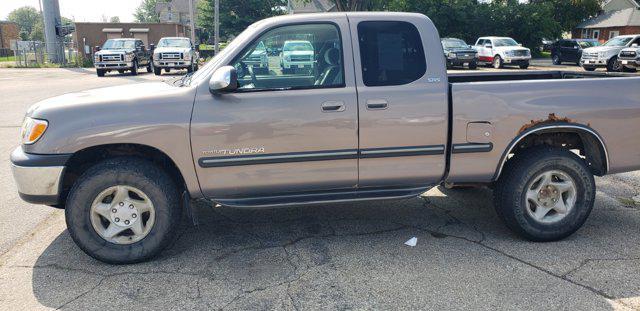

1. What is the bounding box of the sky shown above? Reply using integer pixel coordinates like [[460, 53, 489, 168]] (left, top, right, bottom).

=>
[[1, 0, 143, 22]]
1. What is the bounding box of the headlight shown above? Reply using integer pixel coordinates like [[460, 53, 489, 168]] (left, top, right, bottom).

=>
[[285, 55, 291, 61], [505, 51, 514, 56], [184, 53, 191, 60], [21, 117, 48, 145], [94, 55, 100, 62], [154, 52, 161, 60], [124, 53, 134, 61], [448, 52, 457, 58]]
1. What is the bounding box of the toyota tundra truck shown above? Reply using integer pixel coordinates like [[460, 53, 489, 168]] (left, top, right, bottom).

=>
[[11, 13, 640, 264]]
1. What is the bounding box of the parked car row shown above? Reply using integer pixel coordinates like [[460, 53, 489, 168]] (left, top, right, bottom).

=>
[[580, 34, 640, 72], [93, 37, 199, 77], [441, 36, 532, 70]]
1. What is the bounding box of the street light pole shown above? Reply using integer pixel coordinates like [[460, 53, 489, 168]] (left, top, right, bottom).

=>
[[188, 0, 196, 43], [214, 0, 219, 54]]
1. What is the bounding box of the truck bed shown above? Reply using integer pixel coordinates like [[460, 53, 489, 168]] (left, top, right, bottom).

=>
[[448, 70, 634, 83]]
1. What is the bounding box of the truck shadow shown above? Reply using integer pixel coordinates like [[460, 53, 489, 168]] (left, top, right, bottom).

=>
[[29, 185, 639, 309]]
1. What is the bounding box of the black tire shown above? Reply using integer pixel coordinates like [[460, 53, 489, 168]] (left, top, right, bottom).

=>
[[65, 157, 181, 264], [494, 147, 595, 241], [187, 64, 193, 73], [147, 61, 153, 73], [165, 68, 171, 73], [154, 66, 162, 76], [118, 70, 125, 74], [583, 66, 596, 71], [622, 66, 637, 73], [519, 62, 529, 70], [492, 55, 503, 69], [131, 60, 139, 76], [552, 54, 561, 65], [469, 61, 478, 70], [606, 56, 621, 72], [96, 69, 105, 77]]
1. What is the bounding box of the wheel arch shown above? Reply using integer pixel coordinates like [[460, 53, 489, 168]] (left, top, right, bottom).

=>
[[59, 143, 188, 207], [493, 123, 609, 181]]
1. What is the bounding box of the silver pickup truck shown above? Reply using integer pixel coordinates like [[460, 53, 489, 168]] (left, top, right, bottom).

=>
[[11, 13, 640, 264]]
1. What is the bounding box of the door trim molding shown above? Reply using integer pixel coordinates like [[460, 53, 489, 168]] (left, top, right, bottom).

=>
[[198, 145, 447, 168]]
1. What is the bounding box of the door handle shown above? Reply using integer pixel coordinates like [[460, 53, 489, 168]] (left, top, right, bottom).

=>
[[366, 99, 388, 110], [321, 101, 345, 112]]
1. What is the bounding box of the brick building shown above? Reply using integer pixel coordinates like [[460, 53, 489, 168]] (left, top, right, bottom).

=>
[[73, 22, 189, 58], [0, 21, 19, 50], [573, 0, 640, 42]]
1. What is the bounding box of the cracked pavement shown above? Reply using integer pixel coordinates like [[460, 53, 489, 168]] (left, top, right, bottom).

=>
[[2, 68, 640, 310]]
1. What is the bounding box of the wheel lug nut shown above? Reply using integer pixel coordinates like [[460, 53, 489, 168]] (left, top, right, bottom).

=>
[[124, 220, 130, 225], [119, 202, 124, 206], [111, 208, 117, 213], [115, 217, 120, 222], [129, 204, 134, 209], [132, 214, 137, 218]]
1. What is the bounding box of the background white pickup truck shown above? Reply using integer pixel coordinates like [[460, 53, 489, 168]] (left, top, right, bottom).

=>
[[474, 36, 531, 69], [152, 37, 199, 75]]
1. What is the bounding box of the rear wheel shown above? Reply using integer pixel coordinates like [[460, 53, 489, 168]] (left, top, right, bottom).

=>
[[606, 56, 621, 72], [65, 157, 181, 264], [494, 147, 595, 241], [492, 55, 503, 69]]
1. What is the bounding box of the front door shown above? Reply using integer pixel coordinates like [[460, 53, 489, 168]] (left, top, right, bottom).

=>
[[348, 17, 449, 188], [191, 20, 359, 198]]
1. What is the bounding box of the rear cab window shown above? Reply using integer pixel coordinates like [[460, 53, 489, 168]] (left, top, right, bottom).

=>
[[357, 21, 426, 87]]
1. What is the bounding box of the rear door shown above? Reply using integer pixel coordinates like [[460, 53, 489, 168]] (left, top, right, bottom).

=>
[[348, 16, 448, 188], [191, 19, 359, 198]]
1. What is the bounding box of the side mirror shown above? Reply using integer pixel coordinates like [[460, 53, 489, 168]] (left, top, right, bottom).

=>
[[94, 46, 101, 52], [632, 43, 639, 48], [484, 44, 492, 49], [518, 43, 523, 47], [209, 66, 238, 94]]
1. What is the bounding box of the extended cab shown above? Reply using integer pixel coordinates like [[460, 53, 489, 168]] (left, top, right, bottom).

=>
[[12, 13, 640, 263], [94, 38, 152, 77], [152, 37, 199, 75], [581, 34, 640, 72], [474, 36, 531, 69]]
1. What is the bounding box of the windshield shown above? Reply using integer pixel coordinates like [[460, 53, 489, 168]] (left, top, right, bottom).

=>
[[102, 39, 135, 49], [157, 38, 190, 48], [603, 37, 633, 47], [493, 38, 519, 47], [284, 42, 313, 52], [442, 39, 468, 49], [577, 41, 599, 48]]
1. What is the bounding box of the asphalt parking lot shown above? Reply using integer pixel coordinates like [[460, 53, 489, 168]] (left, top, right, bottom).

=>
[[1, 65, 640, 310]]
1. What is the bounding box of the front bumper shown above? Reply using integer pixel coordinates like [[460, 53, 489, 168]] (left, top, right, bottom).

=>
[[95, 61, 133, 70], [580, 58, 607, 67], [154, 60, 192, 68], [10, 147, 71, 205], [619, 59, 640, 68], [283, 61, 313, 69], [447, 57, 478, 66], [503, 56, 530, 64]]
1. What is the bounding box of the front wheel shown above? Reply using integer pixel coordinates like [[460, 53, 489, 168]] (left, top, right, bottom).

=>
[[552, 54, 561, 65], [65, 157, 181, 264], [147, 61, 153, 73], [492, 55, 503, 69], [130, 60, 139, 76], [154, 66, 162, 76], [469, 61, 478, 70], [96, 69, 105, 77], [583, 66, 596, 72], [494, 147, 595, 241], [519, 62, 530, 69]]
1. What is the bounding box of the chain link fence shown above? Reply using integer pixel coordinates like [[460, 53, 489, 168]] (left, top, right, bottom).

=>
[[9, 40, 85, 67]]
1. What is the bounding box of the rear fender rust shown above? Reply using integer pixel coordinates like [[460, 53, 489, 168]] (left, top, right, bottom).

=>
[[518, 113, 573, 135]]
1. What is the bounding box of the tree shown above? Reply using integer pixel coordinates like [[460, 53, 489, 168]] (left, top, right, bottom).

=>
[[134, 0, 170, 23], [7, 6, 41, 40], [110, 16, 121, 23], [529, 0, 602, 32], [197, 0, 287, 40]]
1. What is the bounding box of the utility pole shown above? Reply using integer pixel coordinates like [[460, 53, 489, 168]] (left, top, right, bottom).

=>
[[188, 0, 196, 43], [42, 0, 64, 63], [214, 0, 219, 54], [288, 0, 292, 14]]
